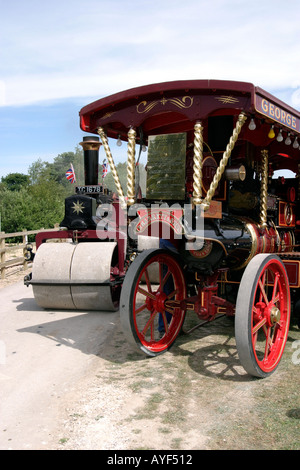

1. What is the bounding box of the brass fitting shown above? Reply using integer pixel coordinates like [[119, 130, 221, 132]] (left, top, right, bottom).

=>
[[260, 149, 268, 229], [193, 121, 204, 205], [202, 112, 247, 211], [97, 127, 126, 206], [126, 128, 136, 206]]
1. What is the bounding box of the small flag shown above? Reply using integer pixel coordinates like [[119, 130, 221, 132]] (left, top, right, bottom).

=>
[[102, 159, 108, 179], [65, 164, 76, 183]]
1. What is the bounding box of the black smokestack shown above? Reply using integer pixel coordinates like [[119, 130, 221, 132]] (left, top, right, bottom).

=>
[[79, 136, 101, 186]]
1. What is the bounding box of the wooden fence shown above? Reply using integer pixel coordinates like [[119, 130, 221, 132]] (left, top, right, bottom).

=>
[[0, 227, 58, 279]]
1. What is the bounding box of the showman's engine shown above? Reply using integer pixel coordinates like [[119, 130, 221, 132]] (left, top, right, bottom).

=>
[[25, 79, 300, 378]]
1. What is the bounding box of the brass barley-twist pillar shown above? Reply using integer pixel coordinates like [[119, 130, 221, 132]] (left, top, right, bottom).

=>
[[202, 112, 247, 211], [193, 121, 204, 205], [97, 127, 126, 207], [126, 128, 136, 206], [260, 149, 268, 229]]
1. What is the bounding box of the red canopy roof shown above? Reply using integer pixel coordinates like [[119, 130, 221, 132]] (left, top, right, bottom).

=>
[[79, 80, 300, 170]]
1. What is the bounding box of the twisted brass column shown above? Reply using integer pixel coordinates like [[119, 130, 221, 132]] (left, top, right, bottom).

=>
[[202, 112, 247, 211], [97, 127, 125, 206], [193, 121, 204, 205], [260, 149, 268, 229], [126, 128, 136, 206]]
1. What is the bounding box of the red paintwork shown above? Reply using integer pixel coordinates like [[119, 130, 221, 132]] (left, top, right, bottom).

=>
[[250, 257, 290, 374], [32, 80, 299, 373], [79, 79, 300, 171], [36, 203, 127, 277], [132, 251, 186, 353]]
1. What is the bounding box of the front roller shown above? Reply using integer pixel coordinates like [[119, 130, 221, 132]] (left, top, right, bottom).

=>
[[235, 254, 290, 378], [120, 249, 187, 356], [31, 241, 120, 311]]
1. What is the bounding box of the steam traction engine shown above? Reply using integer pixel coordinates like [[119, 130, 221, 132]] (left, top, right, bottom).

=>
[[25, 80, 300, 378]]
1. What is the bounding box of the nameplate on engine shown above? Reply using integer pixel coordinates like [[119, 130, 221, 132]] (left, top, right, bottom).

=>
[[76, 185, 104, 194]]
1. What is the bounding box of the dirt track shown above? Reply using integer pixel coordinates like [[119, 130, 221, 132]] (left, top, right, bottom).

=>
[[0, 267, 300, 450]]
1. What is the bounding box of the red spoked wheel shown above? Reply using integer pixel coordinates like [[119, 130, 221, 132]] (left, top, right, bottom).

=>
[[235, 254, 290, 378], [120, 249, 187, 356]]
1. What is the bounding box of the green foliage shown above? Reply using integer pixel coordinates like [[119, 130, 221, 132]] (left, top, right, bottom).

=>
[[1, 172, 30, 191], [0, 153, 76, 234], [48, 146, 85, 190], [27, 178, 68, 229], [0, 188, 32, 233], [27, 146, 84, 192], [0, 179, 67, 234], [104, 162, 128, 195], [0, 146, 146, 234], [104, 162, 146, 196], [27, 158, 50, 185]]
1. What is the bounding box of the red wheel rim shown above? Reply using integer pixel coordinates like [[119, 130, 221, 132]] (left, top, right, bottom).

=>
[[251, 258, 290, 373], [132, 253, 186, 353]]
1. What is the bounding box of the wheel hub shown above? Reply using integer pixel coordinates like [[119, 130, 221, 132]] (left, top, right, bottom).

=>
[[270, 306, 281, 325], [145, 291, 167, 312], [254, 302, 281, 327], [154, 291, 167, 312]]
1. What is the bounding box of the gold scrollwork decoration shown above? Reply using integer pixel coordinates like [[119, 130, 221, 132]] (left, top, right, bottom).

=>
[[102, 111, 116, 120], [137, 96, 193, 114], [215, 96, 239, 104]]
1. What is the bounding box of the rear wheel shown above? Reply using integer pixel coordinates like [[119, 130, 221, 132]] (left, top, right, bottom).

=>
[[120, 249, 187, 356], [235, 254, 290, 378]]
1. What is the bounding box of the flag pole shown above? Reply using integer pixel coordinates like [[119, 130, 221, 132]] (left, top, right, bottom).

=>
[[71, 163, 76, 183]]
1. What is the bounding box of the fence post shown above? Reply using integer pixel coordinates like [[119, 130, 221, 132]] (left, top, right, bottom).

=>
[[0, 232, 6, 279], [22, 230, 28, 271]]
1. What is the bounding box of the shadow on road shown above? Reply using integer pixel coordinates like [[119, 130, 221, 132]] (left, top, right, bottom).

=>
[[15, 296, 249, 381], [15, 293, 300, 383]]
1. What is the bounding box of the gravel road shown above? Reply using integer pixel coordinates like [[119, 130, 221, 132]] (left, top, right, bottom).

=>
[[1, 267, 299, 451]]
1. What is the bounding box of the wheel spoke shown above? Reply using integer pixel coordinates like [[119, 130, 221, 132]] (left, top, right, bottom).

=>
[[161, 312, 169, 335], [161, 269, 171, 291], [166, 288, 178, 300], [141, 310, 157, 336], [158, 261, 163, 288], [165, 306, 175, 315], [263, 326, 272, 361], [272, 274, 279, 302], [150, 318, 155, 341], [138, 286, 156, 300], [258, 278, 269, 305], [144, 268, 152, 294], [252, 316, 267, 335], [258, 271, 267, 302], [135, 303, 148, 314]]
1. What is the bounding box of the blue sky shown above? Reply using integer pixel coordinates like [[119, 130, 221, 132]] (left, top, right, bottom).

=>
[[1, 0, 300, 179]]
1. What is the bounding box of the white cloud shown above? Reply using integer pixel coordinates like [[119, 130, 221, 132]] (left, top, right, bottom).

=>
[[0, 81, 6, 106], [1, 0, 300, 108], [292, 88, 300, 108]]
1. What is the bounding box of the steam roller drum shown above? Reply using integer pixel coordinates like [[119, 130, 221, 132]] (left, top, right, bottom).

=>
[[32, 243, 76, 309], [70, 242, 119, 311], [31, 242, 119, 311]]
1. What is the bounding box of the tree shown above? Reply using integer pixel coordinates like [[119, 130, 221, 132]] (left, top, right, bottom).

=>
[[0, 177, 67, 234], [1, 172, 30, 191], [28, 158, 50, 185], [27, 177, 67, 229], [0, 187, 34, 233], [49, 146, 84, 190], [103, 162, 147, 196], [28, 147, 85, 192]]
